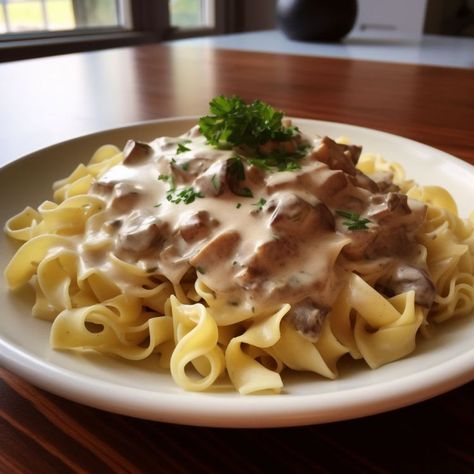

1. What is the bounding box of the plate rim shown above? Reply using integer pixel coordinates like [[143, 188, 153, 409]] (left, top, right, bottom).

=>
[[1, 117, 473, 428]]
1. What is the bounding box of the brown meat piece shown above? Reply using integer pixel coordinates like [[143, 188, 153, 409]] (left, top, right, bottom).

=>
[[178, 211, 217, 243], [267, 193, 334, 236], [341, 228, 377, 260], [190, 230, 241, 272], [384, 264, 436, 308], [117, 210, 167, 254], [110, 182, 141, 212], [91, 175, 116, 195], [123, 140, 153, 165], [234, 238, 298, 290], [349, 170, 379, 193], [194, 159, 228, 196], [311, 137, 357, 176], [370, 171, 400, 193], [367, 192, 411, 221], [286, 298, 330, 342], [344, 144, 362, 165]]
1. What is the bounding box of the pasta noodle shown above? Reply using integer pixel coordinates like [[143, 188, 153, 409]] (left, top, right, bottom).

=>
[[4, 101, 474, 395]]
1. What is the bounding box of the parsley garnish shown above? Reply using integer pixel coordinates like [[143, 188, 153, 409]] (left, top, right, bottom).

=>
[[226, 156, 254, 198], [177, 143, 191, 154], [181, 162, 190, 171], [199, 95, 298, 149], [211, 174, 220, 191], [249, 145, 309, 172], [236, 203, 242, 209], [198, 96, 306, 172], [159, 173, 203, 204], [336, 210, 372, 230], [253, 198, 267, 211], [167, 187, 204, 205], [235, 187, 253, 198]]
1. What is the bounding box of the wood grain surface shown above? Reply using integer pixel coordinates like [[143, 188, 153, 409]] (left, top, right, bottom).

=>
[[0, 44, 473, 473]]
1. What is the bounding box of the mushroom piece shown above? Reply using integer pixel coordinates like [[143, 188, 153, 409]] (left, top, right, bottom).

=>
[[286, 298, 330, 342], [384, 264, 436, 308]]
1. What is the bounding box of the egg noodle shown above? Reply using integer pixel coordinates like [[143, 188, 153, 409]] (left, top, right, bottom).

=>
[[4, 104, 474, 394]]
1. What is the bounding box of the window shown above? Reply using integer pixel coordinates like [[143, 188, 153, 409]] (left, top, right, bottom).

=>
[[169, 0, 214, 29], [0, 0, 130, 35], [0, 0, 229, 61]]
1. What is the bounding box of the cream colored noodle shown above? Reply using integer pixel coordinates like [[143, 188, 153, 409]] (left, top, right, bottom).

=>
[[4, 130, 474, 395]]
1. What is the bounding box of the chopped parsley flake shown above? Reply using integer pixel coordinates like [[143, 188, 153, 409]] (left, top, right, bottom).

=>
[[236, 202, 242, 209], [253, 197, 267, 211], [181, 162, 190, 171], [159, 173, 203, 205], [168, 187, 204, 205], [235, 187, 253, 198], [177, 143, 191, 154], [227, 156, 254, 198], [211, 174, 220, 190], [336, 210, 372, 231]]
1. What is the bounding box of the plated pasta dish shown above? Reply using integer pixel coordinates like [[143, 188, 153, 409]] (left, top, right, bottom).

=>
[[4, 97, 474, 394]]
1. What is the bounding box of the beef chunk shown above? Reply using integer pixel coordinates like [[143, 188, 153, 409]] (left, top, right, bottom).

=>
[[189, 230, 241, 271], [287, 298, 330, 342], [178, 211, 217, 243], [267, 192, 334, 236], [311, 136, 357, 176], [110, 182, 141, 212], [123, 140, 153, 165], [385, 264, 436, 308], [117, 210, 167, 254], [367, 192, 411, 221]]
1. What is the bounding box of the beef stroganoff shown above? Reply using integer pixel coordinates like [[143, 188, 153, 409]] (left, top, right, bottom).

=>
[[4, 97, 474, 394]]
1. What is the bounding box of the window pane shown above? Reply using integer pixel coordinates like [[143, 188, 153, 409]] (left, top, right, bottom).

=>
[[0, 6, 6, 33], [170, 0, 213, 28], [0, 0, 127, 34], [7, 0, 44, 32], [74, 0, 119, 28], [46, 0, 75, 31]]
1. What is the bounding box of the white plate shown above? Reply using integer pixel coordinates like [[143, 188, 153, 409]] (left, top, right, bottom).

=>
[[1, 118, 473, 428]]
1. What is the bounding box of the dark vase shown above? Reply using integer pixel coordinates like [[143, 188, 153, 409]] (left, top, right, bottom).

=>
[[277, 0, 358, 42]]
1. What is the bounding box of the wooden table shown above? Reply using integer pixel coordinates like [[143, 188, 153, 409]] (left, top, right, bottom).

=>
[[1, 43, 473, 473]]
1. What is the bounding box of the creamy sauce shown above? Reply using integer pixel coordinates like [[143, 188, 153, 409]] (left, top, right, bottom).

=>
[[80, 125, 430, 337]]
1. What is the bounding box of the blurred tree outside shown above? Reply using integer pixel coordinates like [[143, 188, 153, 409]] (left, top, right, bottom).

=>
[[170, 0, 205, 28], [0, 0, 120, 33]]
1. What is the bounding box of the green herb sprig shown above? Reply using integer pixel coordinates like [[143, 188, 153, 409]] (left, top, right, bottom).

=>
[[177, 143, 191, 154], [336, 210, 372, 231], [198, 96, 305, 172], [253, 198, 267, 211], [159, 174, 203, 205], [199, 95, 297, 149]]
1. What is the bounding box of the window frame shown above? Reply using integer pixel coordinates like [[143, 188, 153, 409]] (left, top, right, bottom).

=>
[[0, 0, 239, 61]]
